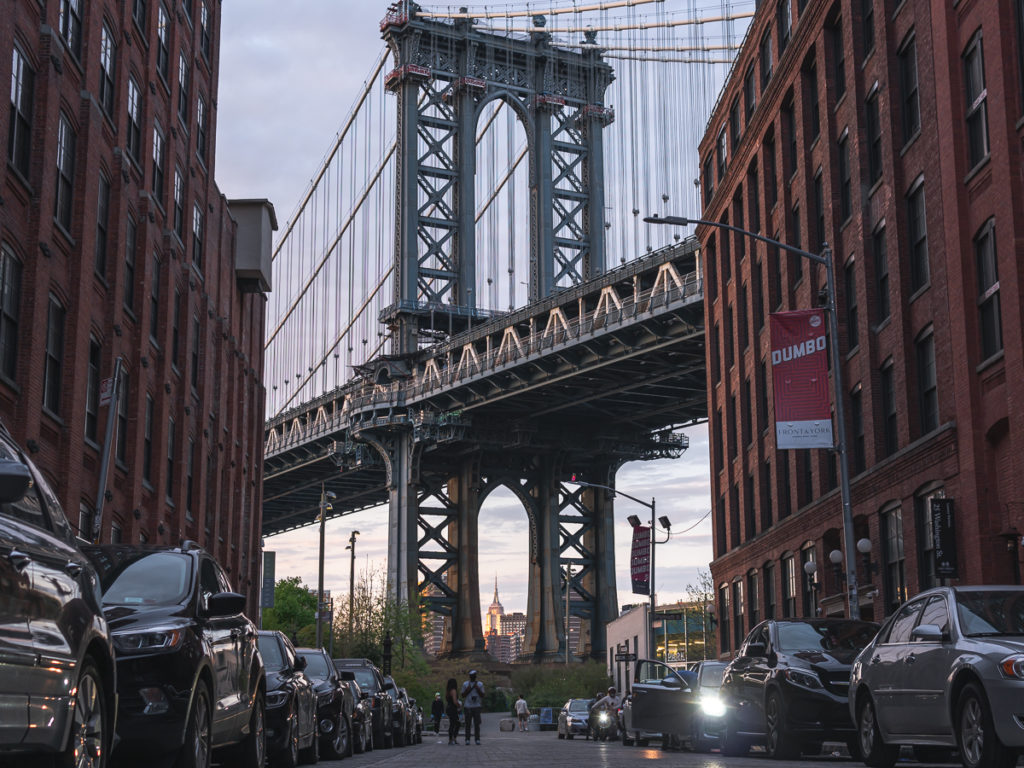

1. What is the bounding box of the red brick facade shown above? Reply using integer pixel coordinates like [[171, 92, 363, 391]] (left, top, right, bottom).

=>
[[1, 0, 271, 612], [698, 0, 1024, 656]]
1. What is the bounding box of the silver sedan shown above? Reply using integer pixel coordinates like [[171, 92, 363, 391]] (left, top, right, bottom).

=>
[[849, 585, 1024, 768]]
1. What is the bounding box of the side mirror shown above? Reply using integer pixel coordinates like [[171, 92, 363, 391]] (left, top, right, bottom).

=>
[[0, 461, 31, 504], [207, 591, 246, 617], [662, 676, 682, 689], [745, 642, 767, 658], [295, 654, 308, 671], [911, 623, 945, 642]]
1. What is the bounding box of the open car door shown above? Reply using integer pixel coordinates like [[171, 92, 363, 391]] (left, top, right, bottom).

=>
[[629, 659, 697, 736]]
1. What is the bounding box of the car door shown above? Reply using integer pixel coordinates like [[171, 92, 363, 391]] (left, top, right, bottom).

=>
[[215, 562, 250, 728], [630, 659, 695, 735], [902, 594, 956, 736], [282, 636, 314, 741], [727, 625, 771, 733], [871, 599, 925, 735], [200, 556, 237, 734]]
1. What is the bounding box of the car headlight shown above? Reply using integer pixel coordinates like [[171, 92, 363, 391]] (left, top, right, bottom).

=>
[[1000, 655, 1024, 679], [700, 696, 726, 718], [266, 690, 289, 708], [782, 668, 823, 690], [112, 625, 185, 655]]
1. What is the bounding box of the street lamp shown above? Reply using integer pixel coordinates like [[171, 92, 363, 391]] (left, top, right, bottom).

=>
[[803, 560, 819, 615], [345, 530, 360, 635], [645, 213, 861, 620], [316, 485, 337, 649]]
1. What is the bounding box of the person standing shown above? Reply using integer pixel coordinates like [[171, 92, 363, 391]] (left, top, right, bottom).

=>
[[461, 669, 485, 745], [431, 692, 445, 735], [514, 694, 529, 731], [445, 678, 461, 745]]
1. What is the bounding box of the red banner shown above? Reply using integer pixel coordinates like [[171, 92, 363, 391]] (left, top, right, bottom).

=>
[[769, 309, 833, 449], [630, 526, 651, 595]]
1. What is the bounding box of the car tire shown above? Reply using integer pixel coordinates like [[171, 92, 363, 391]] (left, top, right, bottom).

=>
[[956, 682, 1017, 768], [175, 683, 212, 768], [764, 691, 799, 760], [277, 709, 299, 768], [323, 713, 348, 760], [691, 718, 711, 753], [57, 658, 109, 768], [621, 727, 634, 746], [719, 715, 749, 757], [298, 718, 319, 765], [857, 694, 898, 768]]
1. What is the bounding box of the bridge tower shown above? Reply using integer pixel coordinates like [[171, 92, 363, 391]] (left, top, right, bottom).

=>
[[372, 2, 618, 659]]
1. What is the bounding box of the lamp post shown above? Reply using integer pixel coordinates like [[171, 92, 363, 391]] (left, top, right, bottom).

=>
[[316, 485, 337, 649], [565, 562, 573, 665], [345, 530, 360, 635], [645, 214, 861, 620], [803, 560, 819, 616]]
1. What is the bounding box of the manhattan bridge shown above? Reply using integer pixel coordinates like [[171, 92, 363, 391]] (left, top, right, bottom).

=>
[[261, 0, 753, 659]]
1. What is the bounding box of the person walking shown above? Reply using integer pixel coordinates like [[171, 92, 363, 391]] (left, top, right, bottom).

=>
[[431, 692, 445, 735], [514, 694, 529, 731], [461, 669, 485, 745], [445, 678, 461, 745]]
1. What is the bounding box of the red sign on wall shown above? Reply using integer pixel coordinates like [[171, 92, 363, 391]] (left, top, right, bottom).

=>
[[630, 525, 651, 596], [769, 309, 833, 450]]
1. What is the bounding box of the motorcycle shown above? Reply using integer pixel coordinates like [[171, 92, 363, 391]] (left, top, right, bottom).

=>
[[590, 706, 617, 741]]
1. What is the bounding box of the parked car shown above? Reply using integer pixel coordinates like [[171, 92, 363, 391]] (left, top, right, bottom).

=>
[[85, 542, 265, 767], [0, 425, 117, 765], [383, 675, 414, 746], [851, 585, 1024, 768], [556, 698, 592, 739], [406, 693, 424, 743], [718, 617, 879, 759], [297, 646, 354, 759], [258, 630, 318, 767], [333, 658, 393, 748], [337, 671, 374, 753]]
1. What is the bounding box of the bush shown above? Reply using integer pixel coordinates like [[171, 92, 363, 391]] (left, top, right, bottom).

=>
[[510, 661, 611, 708]]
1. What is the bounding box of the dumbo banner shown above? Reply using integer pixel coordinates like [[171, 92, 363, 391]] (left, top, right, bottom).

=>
[[769, 309, 833, 450]]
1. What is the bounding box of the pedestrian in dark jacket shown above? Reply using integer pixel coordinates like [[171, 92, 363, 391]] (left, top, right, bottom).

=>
[[445, 678, 461, 744], [431, 692, 445, 734]]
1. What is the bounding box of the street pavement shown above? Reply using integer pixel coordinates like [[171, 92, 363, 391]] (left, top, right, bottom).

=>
[[309, 712, 960, 767]]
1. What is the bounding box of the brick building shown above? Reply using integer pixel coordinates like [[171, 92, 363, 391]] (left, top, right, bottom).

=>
[[697, 0, 1024, 656], [1, 0, 274, 611]]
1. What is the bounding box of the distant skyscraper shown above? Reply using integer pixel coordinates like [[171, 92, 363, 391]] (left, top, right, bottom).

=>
[[484, 577, 505, 635]]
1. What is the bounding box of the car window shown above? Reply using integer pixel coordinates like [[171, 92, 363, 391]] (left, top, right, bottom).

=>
[[697, 663, 726, 688], [0, 476, 48, 529], [956, 590, 1024, 636], [917, 596, 950, 635], [345, 668, 376, 691], [30, 462, 70, 538], [886, 600, 925, 644], [300, 652, 332, 678], [215, 562, 233, 593], [568, 700, 589, 712], [102, 552, 191, 605], [637, 659, 676, 683], [744, 625, 769, 654], [258, 634, 286, 671], [775, 620, 879, 652], [200, 558, 220, 597]]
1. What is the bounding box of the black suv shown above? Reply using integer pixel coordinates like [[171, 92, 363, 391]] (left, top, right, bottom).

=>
[[0, 425, 117, 765], [383, 675, 414, 747], [333, 658, 393, 748], [84, 543, 265, 767], [718, 617, 879, 759], [297, 646, 355, 759]]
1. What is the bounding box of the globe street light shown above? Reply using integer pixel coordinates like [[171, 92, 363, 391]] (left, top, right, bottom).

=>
[[645, 213, 861, 619]]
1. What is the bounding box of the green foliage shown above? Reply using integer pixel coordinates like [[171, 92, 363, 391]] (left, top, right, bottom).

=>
[[262, 576, 316, 643], [329, 567, 423, 665], [509, 660, 612, 708], [685, 568, 718, 659]]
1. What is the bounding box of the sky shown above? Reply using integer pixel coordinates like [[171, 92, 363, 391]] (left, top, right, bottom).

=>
[[214, 1, 718, 617]]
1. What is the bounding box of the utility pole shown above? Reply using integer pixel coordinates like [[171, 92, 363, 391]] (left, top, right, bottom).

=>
[[346, 530, 360, 635], [316, 484, 336, 649]]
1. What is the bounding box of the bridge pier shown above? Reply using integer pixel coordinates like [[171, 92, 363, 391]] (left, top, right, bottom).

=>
[[449, 458, 485, 654]]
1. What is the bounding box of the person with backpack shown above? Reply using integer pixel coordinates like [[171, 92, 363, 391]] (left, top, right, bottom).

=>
[[461, 669, 485, 745]]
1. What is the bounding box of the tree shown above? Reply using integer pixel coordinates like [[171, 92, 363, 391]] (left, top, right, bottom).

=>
[[330, 567, 423, 668], [262, 576, 317, 643], [685, 568, 717, 660]]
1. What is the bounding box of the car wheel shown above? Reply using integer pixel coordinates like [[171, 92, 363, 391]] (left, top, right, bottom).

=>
[[323, 713, 348, 760], [621, 727, 634, 746], [858, 694, 898, 768], [226, 693, 266, 768], [691, 717, 711, 753], [719, 715, 749, 757], [277, 710, 299, 768], [175, 683, 212, 768], [352, 721, 365, 755], [394, 722, 406, 747], [57, 659, 109, 768], [957, 682, 1017, 768], [764, 691, 799, 760]]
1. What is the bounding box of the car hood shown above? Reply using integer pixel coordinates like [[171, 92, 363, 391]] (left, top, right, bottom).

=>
[[963, 636, 1024, 656], [789, 648, 860, 667], [102, 603, 191, 632], [265, 669, 290, 693]]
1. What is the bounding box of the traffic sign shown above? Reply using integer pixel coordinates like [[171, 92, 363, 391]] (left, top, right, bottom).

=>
[[614, 652, 637, 662]]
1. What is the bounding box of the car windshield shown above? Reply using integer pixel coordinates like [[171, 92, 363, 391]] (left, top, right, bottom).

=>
[[956, 591, 1024, 636], [101, 552, 191, 606], [698, 663, 725, 688], [258, 635, 286, 671], [300, 652, 331, 678], [775, 620, 878, 653], [346, 668, 377, 691], [568, 700, 589, 712]]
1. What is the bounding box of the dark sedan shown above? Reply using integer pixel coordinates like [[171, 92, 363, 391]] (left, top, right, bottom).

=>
[[338, 671, 374, 752], [718, 617, 879, 759], [296, 646, 354, 759], [258, 631, 318, 767], [333, 658, 393, 748]]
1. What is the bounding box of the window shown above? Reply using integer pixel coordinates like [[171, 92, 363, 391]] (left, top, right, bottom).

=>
[[44, 295, 65, 415], [963, 32, 989, 169], [748, 571, 760, 627], [790, 204, 801, 260], [838, 133, 851, 222], [173, 169, 185, 238], [806, 63, 820, 142], [760, 458, 772, 529], [115, 370, 129, 464], [133, 0, 148, 31], [764, 132, 778, 208], [172, 289, 182, 368], [862, 0, 875, 57], [916, 331, 938, 434], [8, 45, 34, 178], [882, 505, 906, 613], [719, 585, 731, 654], [753, 257, 765, 331], [715, 495, 727, 556], [758, 359, 769, 433], [85, 338, 101, 442], [157, 4, 170, 81], [975, 219, 1002, 359], [779, 452, 791, 517], [166, 418, 175, 499], [152, 123, 166, 207], [186, 438, 195, 517], [1017, 0, 1024, 111], [724, 301, 733, 369], [196, 94, 208, 164], [764, 562, 776, 619], [760, 31, 773, 89], [866, 89, 882, 185], [730, 484, 740, 549], [178, 52, 190, 125], [192, 202, 204, 271], [183, 0, 194, 20], [127, 78, 142, 164], [110, 521, 122, 544], [744, 472, 755, 540], [78, 502, 93, 541], [711, 322, 721, 382], [907, 179, 929, 291], [55, 113, 76, 231], [150, 254, 161, 342], [845, 258, 858, 351], [727, 392, 737, 460], [702, 154, 714, 204], [143, 395, 154, 482], [733, 581, 745, 649], [124, 217, 138, 312], [873, 224, 889, 322], [730, 98, 741, 151], [813, 171, 825, 251], [742, 378, 752, 446], [191, 316, 201, 389], [200, 1, 211, 60], [778, 0, 792, 53], [96, 175, 111, 278], [782, 98, 797, 177], [851, 386, 865, 473], [880, 360, 898, 456], [748, 165, 761, 233], [898, 35, 920, 143], [717, 126, 728, 180], [0, 246, 21, 380], [99, 24, 116, 119], [830, 19, 846, 101], [59, 0, 83, 59], [744, 64, 757, 119], [915, 487, 944, 589], [782, 555, 797, 617]]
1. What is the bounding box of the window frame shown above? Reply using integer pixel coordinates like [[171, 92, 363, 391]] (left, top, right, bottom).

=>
[[152, 122, 166, 208], [0, 245, 21, 380], [907, 177, 929, 292], [55, 113, 76, 232], [880, 359, 898, 457], [59, 0, 83, 60], [85, 337, 101, 443], [8, 44, 35, 179], [898, 33, 920, 145], [865, 86, 882, 185], [974, 218, 1002, 360], [43, 294, 66, 416], [872, 223, 890, 323], [881, 503, 906, 614], [915, 328, 938, 434], [963, 31, 990, 171], [96, 174, 111, 279], [99, 23, 117, 118], [156, 3, 171, 83]]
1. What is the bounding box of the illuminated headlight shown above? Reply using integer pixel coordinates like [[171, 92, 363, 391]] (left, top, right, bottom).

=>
[[112, 626, 185, 654], [266, 690, 289, 708], [700, 696, 726, 718], [598, 712, 610, 725], [566, 717, 575, 725], [1000, 655, 1024, 679], [782, 668, 823, 690]]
